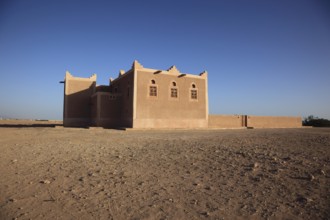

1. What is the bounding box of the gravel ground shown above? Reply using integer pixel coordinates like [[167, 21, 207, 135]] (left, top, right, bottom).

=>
[[0, 122, 329, 220]]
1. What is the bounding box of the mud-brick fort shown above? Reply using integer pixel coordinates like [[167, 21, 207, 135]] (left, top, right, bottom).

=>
[[63, 60, 301, 129]]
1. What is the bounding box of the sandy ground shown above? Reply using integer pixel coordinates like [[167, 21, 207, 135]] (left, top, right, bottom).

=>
[[0, 121, 329, 220]]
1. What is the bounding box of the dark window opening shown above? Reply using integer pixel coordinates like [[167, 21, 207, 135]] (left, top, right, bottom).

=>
[[171, 88, 178, 98], [191, 90, 197, 99], [149, 86, 157, 96]]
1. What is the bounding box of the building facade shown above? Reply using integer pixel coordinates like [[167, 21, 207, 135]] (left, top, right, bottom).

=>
[[63, 60, 209, 128], [63, 60, 302, 129]]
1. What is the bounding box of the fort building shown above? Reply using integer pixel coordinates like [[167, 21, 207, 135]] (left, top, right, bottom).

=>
[[63, 60, 208, 128], [63, 60, 301, 129]]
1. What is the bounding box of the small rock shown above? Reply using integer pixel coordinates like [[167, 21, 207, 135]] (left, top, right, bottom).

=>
[[8, 198, 16, 203], [320, 170, 326, 176], [88, 172, 95, 177], [190, 199, 198, 205], [308, 174, 315, 181], [12, 159, 18, 163], [296, 195, 308, 205], [200, 211, 210, 217], [253, 162, 260, 168], [283, 157, 291, 161], [40, 180, 51, 184], [205, 186, 212, 190]]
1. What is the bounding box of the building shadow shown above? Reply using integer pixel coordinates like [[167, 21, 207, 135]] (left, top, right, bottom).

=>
[[0, 123, 62, 128]]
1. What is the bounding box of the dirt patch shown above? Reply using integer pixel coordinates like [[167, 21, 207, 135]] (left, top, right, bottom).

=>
[[0, 122, 329, 219]]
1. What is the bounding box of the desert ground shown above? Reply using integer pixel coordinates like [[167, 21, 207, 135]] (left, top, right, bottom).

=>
[[0, 120, 329, 220]]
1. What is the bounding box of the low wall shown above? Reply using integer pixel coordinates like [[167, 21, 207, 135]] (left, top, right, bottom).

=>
[[208, 115, 302, 129], [247, 116, 302, 128], [208, 115, 244, 128], [133, 118, 208, 129]]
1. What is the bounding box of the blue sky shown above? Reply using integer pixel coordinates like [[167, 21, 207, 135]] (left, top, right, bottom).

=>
[[0, 0, 329, 120]]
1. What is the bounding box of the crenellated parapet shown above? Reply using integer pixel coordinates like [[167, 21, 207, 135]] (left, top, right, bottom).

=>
[[119, 70, 125, 77], [132, 60, 144, 70], [89, 74, 97, 81], [199, 70, 208, 78], [64, 71, 97, 81], [65, 71, 73, 79], [167, 65, 180, 74]]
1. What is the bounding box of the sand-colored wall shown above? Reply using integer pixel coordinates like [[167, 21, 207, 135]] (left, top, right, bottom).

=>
[[247, 116, 302, 128], [134, 69, 208, 128], [110, 71, 134, 126], [209, 115, 302, 129], [208, 115, 245, 128], [99, 94, 122, 119], [89, 71, 134, 128], [91, 92, 124, 127], [63, 72, 96, 127]]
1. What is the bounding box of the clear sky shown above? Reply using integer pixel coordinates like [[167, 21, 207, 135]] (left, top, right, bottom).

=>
[[0, 0, 329, 120]]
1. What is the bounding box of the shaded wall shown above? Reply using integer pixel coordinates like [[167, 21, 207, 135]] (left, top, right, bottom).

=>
[[91, 92, 123, 128], [63, 73, 96, 127], [109, 71, 134, 127]]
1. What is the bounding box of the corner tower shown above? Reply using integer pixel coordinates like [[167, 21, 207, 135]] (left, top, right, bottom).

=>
[[63, 71, 96, 127]]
